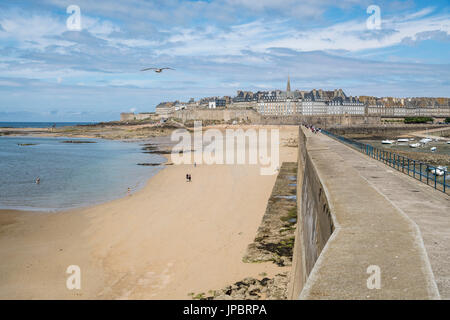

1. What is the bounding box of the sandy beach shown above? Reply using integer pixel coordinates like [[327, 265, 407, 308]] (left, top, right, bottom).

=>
[[0, 125, 298, 299]]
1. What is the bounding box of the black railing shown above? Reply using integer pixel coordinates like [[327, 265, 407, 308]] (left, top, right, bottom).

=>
[[321, 129, 449, 194]]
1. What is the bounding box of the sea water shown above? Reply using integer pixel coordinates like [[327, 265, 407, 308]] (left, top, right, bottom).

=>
[[0, 136, 166, 211], [0, 122, 95, 128]]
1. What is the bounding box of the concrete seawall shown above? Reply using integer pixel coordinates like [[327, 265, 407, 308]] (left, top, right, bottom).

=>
[[288, 127, 334, 299], [289, 127, 443, 299]]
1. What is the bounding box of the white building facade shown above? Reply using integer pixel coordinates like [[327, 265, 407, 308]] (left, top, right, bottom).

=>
[[257, 99, 301, 116], [301, 99, 327, 115]]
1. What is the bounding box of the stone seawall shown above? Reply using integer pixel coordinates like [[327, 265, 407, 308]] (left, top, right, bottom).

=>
[[173, 109, 262, 123], [120, 112, 157, 121], [261, 115, 380, 126], [173, 109, 381, 126], [287, 127, 334, 299]]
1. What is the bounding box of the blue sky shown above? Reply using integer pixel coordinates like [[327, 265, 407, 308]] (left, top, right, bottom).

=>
[[0, 0, 449, 121]]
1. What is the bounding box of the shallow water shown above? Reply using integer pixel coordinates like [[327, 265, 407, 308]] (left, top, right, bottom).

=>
[[0, 122, 94, 128], [0, 136, 166, 211]]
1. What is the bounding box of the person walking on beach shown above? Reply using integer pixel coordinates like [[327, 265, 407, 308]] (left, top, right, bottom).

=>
[[186, 173, 189, 182]]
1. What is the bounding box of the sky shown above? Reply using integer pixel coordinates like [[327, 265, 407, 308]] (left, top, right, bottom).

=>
[[0, 0, 449, 122]]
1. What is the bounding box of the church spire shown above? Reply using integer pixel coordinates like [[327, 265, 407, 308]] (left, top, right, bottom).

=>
[[286, 75, 291, 93]]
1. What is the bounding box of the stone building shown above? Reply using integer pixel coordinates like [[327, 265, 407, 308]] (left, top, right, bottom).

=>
[[257, 78, 368, 116], [257, 77, 302, 116]]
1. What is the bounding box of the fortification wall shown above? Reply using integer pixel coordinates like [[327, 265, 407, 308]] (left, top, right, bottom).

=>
[[173, 109, 381, 126], [120, 113, 135, 121], [261, 115, 380, 126], [120, 113, 156, 121], [288, 127, 334, 299], [173, 109, 262, 122]]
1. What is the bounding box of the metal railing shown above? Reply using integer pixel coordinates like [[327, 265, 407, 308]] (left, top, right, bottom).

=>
[[321, 129, 449, 194]]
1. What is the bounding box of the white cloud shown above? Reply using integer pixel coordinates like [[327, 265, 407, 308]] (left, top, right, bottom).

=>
[[154, 7, 450, 56], [0, 9, 152, 52], [0, 13, 72, 50], [82, 16, 120, 36]]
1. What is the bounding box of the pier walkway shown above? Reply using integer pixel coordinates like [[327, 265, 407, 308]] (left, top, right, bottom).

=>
[[298, 128, 449, 299]]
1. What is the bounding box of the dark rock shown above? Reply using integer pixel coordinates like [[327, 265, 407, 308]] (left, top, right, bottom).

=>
[[197, 272, 289, 300]]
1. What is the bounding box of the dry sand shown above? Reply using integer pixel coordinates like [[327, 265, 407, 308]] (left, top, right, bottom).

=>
[[0, 125, 298, 299]]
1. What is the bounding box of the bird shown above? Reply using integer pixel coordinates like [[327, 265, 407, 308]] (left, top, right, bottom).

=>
[[140, 67, 174, 73]]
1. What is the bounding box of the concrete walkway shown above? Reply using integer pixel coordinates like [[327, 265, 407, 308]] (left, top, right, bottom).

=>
[[321, 130, 450, 299], [299, 128, 448, 299]]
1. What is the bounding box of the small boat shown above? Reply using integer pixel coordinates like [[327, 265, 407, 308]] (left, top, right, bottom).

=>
[[429, 166, 447, 176], [447, 141, 450, 144], [431, 147, 437, 152], [397, 138, 409, 142], [420, 138, 432, 144], [409, 138, 415, 141], [409, 143, 421, 148], [382, 140, 394, 144]]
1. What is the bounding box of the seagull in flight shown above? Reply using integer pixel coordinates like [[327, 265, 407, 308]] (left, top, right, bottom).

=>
[[140, 67, 175, 73]]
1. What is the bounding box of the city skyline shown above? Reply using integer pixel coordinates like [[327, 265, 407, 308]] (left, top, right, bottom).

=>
[[0, 0, 449, 121]]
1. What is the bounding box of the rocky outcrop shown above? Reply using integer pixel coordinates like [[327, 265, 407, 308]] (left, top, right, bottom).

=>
[[194, 273, 289, 300]]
